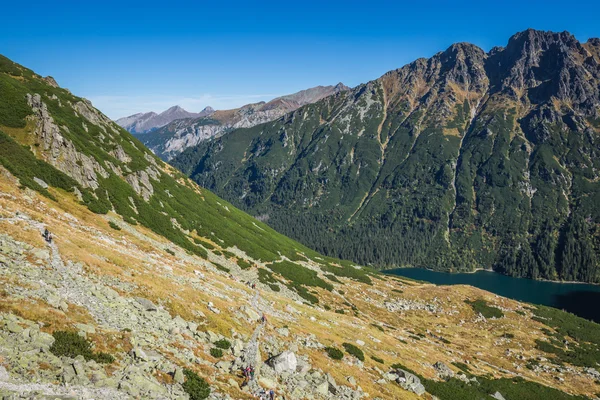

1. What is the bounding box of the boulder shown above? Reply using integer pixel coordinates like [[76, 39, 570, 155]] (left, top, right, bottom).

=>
[[396, 369, 426, 396], [270, 351, 297, 374], [173, 367, 185, 384], [33, 177, 49, 189], [491, 392, 506, 400], [0, 365, 9, 382], [135, 297, 158, 311], [433, 361, 454, 380]]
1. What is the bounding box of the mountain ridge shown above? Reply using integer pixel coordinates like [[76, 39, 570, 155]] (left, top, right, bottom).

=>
[[127, 83, 350, 160], [172, 29, 600, 283]]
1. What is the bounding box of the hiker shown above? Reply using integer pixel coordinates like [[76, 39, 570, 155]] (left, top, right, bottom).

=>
[[43, 228, 52, 243], [241, 366, 249, 386], [252, 283, 256, 289], [261, 313, 267, 324], [249, 365, 255, 380], [269, 389, 275, 400]]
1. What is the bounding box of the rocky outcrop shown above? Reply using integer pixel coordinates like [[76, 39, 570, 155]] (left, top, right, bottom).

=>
[[26, 93, 109, 189]]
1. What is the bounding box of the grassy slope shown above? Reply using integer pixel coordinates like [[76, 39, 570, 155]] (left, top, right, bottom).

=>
[[0, 54, 373, 301]]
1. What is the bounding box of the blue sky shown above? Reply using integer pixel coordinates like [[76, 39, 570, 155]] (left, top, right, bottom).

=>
[[1, 0, 599, 119]]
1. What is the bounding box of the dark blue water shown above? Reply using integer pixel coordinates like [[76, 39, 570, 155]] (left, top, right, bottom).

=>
[[385, 268, 600, 322]]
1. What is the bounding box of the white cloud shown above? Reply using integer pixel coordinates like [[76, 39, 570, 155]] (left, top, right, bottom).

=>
[[87, 93, 282, 120]]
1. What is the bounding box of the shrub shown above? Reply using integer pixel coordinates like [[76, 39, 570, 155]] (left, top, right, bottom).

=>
[[371, 355, 384, 364], [465, 299, 504, 319], [325, 346, 344, 360], [214, 339, 231, 350], [210, 348, 223, 358], [182, 368, 210, 400], [49, 331, 114, 364], [342, 343, 365, 361], [108, 221, 121, 230], [165, 248, 175, 256], [213, 263, 230, 273], [335, 309, 345, 314], [269, 284, 280, 292], [237, 259, 252, 269]]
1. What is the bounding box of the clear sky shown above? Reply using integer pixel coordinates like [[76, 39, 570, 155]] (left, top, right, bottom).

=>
[[1, 0, 599, 119]]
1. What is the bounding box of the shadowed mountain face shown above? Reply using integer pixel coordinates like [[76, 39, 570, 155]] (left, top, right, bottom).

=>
[[172, 29, 600, 283], [129, 83, 349, 160]]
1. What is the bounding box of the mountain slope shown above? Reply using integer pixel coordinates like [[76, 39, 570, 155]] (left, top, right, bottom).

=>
[[134, 83, 349, 160], [172, 29, 600, 283], [0, 52, 598, 400], [116, 105, 214, 134]]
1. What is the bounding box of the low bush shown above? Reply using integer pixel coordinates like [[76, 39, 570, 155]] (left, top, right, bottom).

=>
[[49, 331, 114, 364], [214, 339, 231, 350], [465, 299, 504, 319], [371, 355, 384, 364], [182, 368, 210, 400], [343, 342, 365, 361], [325, 346, 344, 360], [210, 348, 223, 358], [108, 221, 121, 230]]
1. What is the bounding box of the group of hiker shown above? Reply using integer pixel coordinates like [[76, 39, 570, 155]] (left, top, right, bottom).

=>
[[256, 388, 276, 400], [43, 228, 53, 244], [241, 364, 255, 386]]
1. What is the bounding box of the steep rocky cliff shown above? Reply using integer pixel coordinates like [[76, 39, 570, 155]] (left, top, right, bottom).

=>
[[173, 29, 600, 283]]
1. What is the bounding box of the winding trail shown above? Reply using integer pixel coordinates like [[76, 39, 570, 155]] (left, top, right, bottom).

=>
[[239, 289, 267, 394]]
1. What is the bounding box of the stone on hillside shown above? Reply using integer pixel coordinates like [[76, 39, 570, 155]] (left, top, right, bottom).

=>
[[396, 369, 426, 396], [173, 367, 185, 384], [242, 306, 260, 321], [270, 350, 297, 374], [433, 361, 454, 379], [75, 323, 96, 335], [356, 339, 365, 346], [216, 360, 232, 372], [0, 365, 9, 381], [258, 377, 277, 389], [491, 392, 506, 400], [135, 297, 158, 311], [347, 376, 357, 386], [6, 321, 23, 333], [33, 177, 48, 189], [315, 380, 329, 395], [232, 339, 244, 356], [206, 330, 221, 343], [131, 347, 148, 361]]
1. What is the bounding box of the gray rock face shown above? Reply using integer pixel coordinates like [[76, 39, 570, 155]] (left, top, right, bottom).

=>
[[269, 351, 297, 374]]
